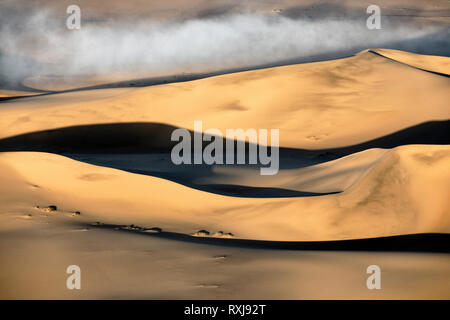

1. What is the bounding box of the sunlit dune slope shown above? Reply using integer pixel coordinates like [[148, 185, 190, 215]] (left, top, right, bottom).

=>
[[0, 145, 448, 241], [197, 148, 389, 193]]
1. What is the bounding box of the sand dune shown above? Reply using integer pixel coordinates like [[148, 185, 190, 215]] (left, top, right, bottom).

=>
[[0, 119, 447, 199], [0, 144, 448, 241], [0, 49, 448, 241], [0, 46, 449, 299], [0, 51, 448, 151]]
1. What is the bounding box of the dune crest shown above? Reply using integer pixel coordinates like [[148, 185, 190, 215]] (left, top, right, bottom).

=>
[[370, 48, 450, 75]]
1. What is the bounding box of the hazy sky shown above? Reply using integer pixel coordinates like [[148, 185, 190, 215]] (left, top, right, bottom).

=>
[[0, 3, 448, 83]]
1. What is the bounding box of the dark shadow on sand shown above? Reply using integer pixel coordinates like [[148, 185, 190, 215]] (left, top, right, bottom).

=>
[[0, 120, 447, 197], [87, 222, 450, 253], [0, 120, 447, 156]]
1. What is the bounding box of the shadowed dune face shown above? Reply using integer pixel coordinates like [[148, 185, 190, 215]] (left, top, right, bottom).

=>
[[0, 120, 447, 197], [0, 121, 448, 154]]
